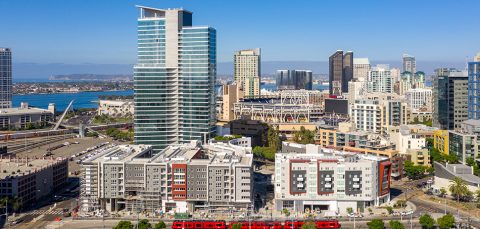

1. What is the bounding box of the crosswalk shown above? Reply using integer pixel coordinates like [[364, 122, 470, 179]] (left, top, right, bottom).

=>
[[24, 210, 64, 215]]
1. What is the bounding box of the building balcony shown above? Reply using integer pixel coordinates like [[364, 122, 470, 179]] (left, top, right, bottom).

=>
[[353, 177, 360, 182], [325, 177, 332, 182]]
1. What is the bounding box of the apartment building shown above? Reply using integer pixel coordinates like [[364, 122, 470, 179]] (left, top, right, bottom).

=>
[[351, 97, 409, 134], [367, 64, 394, 93], [405, 88, 432, 111], [433, 130, 449, 154], [81, 139, 253, 214], [275, 144, 392, 214], [448, 119, 480, 163]]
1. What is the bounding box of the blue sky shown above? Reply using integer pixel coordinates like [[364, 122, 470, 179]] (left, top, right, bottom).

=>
[[0, 0, 478, 64]]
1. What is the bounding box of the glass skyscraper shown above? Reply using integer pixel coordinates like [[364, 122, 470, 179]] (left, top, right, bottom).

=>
[[467, 54, 480, 120], [0, 48, 12, 109], [134, 6, 216, 152]]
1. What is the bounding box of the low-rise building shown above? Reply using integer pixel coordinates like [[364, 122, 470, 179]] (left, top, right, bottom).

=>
[[97, 100, 134, 117], [229, 119, 267, 147], [406, 149, 431, 167], [0, 156, 68, 207], [388, 125, 437, 154], [434, 162, 480, 194], [0, 103, 54, 129], [275, 145, 392, 215], [81, 139, 253, 214], [433, 130, 449, 154]]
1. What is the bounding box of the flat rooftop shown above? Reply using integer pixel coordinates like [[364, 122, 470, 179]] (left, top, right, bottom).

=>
[[0, 107, 52, 116], [0, 157, 65, 180], [84, 139, 253, 167]]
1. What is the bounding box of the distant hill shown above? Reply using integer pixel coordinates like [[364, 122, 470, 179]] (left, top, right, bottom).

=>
[[50, 74, 132, 81], [13, 60, 467, 81]]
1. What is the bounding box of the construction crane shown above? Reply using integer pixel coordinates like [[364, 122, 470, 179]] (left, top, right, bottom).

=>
[[52, 100, 74, 130]]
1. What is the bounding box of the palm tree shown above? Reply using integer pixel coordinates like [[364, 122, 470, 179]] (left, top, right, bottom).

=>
[[11, 197, 22, 213], [449, 176, 468, 202], [474, 189, 480, 202]]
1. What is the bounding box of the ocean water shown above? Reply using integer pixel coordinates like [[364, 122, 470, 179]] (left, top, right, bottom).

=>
[[13, 90, 133, 112]]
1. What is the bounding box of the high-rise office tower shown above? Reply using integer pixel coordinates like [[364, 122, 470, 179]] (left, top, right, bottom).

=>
[[402, 54, 416, 74], [467, 53, 480, 119], [234, 48, 261, 99], [367, 64, 393, 93], [342, 51, 353, 93], [133, 6, 216, 152], [329, 50, 353, 95], [353, 58, 370, 81], [0, 48, 12, 109], [276, 70, 313, 90], [433, 68, 468, 130]]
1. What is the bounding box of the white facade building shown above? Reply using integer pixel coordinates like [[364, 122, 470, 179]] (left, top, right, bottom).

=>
[[353, 58, 370, 81], [405, 88, 432, 111], [367, 65, 393, 93], [274, 145, 392, 214], [98, 100, 134, 117]]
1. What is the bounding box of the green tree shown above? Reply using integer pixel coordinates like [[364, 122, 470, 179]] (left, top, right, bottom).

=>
[[292, 126, 315, 144], [437, 214, 455, 229], [419, 214, 435, 229], [282, 208, 290, 216], [154, 221, 166, 229], [475, 189, 480, 202], [230, 223, 242, 229], [394, 200, 407, 208], [389, 220, 404, 229], [386, 206, 394, 215], [113, 221, 133, 229], [0, 197, 8, 209], [449, 176, 469, 202], [267, 125, 281, 151], [439, 187, 447, 197], [137, 219, 152, 229], [11, 197, 22, 212], [301, 221, 316, 229], [253, 146, 276, 161], [367, 219, 385, 229], [404, 161, 426, 180], [346, 207, 353, 214]]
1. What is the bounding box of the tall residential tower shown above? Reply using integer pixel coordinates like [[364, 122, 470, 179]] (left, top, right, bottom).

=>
[[234, 48, 261, 98], [0, 48, 12, 109], [133, 6, 217, 152], [402, 54, 416, 74], [467, 53, 480, 120]]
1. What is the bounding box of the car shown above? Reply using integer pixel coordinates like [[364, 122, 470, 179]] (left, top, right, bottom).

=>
[[401, 210, 414, 216], [10, 219, 24, 225], [348, 213, 363, 218]]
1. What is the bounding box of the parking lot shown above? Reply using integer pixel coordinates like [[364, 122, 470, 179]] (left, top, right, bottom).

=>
[[15, 137, 116, 175]]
